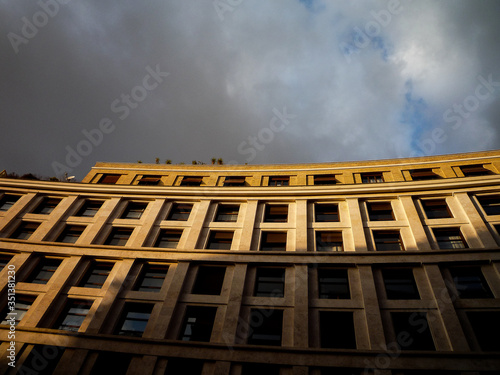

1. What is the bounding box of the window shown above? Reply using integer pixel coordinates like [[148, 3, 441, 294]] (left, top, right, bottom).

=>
[[120, 201, 148, 219], [0, 254, 13, 271], [314, 174, 337, 185], [449, 267, 493, 299], [316, 231, 343, 252], [54, 299, 92, 332], [391, 312, 435, 350], [179, 306, 217, 342], [98, 174, 121, 184], [433, 228, 467, 249], [192, 266, 226, 295], [33, 197, 61, 214], [206, 231, 233, 250], [223, 176, 246, 186], [21, 345, 64, 375], [134, 264, 169, 292], [422, 199, 452, 219], [0, 194, 20, 211], [466, 311, 500, 351], [373, 231, 404, 251], [56, 225, 85, 243], [104, 227, 133, 246], [165, 358, 204, 375], [254, 267, 285, 297], [260, 232, 287, 251], [319, 311, 356, 349], [247, 308, 283, 346], [269, 176, 289, 186], [367, 202, 394, 221], [114, 303, 153, 337], [1, 295, 35, 325], [75, 200, 103, 217], [154, 229, 182, 248], [215, 204, 239, 222], [477, 195, 500, 215], [317, 268, 350, 299], [90, 352, 131, 375], [167, 203, 192, 221], [180, 176, 203, 186], [137, 175, 161, 185], [315, 203, 339, 222], [10, 221, 39, 240], [382, 268, 420, 299], [460, 164, 492, 177], [26, 257, 62, 284], [409, 169, 440, 181], [78, 262, 114, 288], [264, 204, 288, 222], [361, 172, 384, 183]]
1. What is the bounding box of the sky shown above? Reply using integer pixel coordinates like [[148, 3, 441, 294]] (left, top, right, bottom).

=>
[[1, 0, 500, 180]]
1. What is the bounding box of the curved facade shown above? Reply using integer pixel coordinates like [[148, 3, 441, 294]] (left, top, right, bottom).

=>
[[1, 150, 500, 374]]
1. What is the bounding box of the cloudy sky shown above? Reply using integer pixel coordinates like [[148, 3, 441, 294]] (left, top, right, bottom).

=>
[[1, 0, 500, 180]]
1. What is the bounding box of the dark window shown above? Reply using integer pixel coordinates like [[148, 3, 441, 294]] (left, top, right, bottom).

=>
[[206, 231, 233, 250], [55, 299, 92, 332], [79, 262, 114, 288], [11, 221, 39, 240], [318, 268, 350, 299], [215, 204, 239, 222], [373, 231, 403, 251], [180, 176, 203, 186], [382, 269, 420, 299], [260, 232, 287, 251], [91, 352, 131, 375], [315, 203, 339, 222], [33, 197, 61, 214], [223, 176, 246, 186], [477, 195, 500, 215], [367, 202, 394, 221], [247, 308, 283, 346], [449, 267, 493, 299], [104, 227, 133, 246], [433, 228, 467, 249], [314, 174, 337, 185], [115, 303, 153, 337], [167, 203, 192, 221], [319, 311, 356, 349], [56, 225, 85, 244], [1, 295, 35, 325], [466, 311, 500, 351], [269, 176, 289, 186], [422, 199, 452, 219], [192, 266, 226, 295], [264, 204, 288, 222], [254, 267, 285, 297], [0, 194, 20, 211], [241, 363, 281, 375], [98, 174, 121, 184], [316, 231, 343, 252], [134, 264, 169, 292], [0, 254, 13, 272], [179, 306, 217, 342], [120, 201, 148, 219], [26, 257, 62, 284], [460, 164, 492, 177], [165, 358, 204, 375], [75, 200, 103, 217], [138, 175, 161, 185], [21, 345, 64, 375], [409, 169, 440, 181], [154, 229, 182, 248], [391, 312, 435, 350], [361, 172, 384, 183]]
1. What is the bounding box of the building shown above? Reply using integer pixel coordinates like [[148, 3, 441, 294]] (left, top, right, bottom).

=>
[[0, 150, 499, 374]]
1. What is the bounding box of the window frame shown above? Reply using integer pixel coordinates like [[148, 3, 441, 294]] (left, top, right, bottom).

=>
[[153, 228, 183, 248], [409, 168, 440, 181], [361, 172, 384, 183], [103, 227, 133, 246], [373, 230, 404, 251], [260, 231, 287, 251], [432, 228, 468, 249], [25, 257, 62, 284], [477, 195, 500, 216], [206, 231, 234, 250], [133, 263, 170, 292], [268, 176, 290, 186], [78, 261, 114, 289], [114, 302, 153, 337], [317, 268, 350, 299], [314, 203, 339, 222], [54, 298, 93, 332], [10, 221, 40, 240], [314, 174, 337, 185], [179, 305, 218, 342], [98, 174, 121, 184], [56, 225, 86, 244], [180, 176, 203, 186], [421, 199, 452, 219], [75, 199, 103, 217], [167, 203, 193, 221], [263, 204, 288, 223], [315, 231, 343, 252], [246, 308, 284, 346], [223, 176, 247, 187], [0, 194, 21, 212], [191, 265, 226, 295], [32, 197, 61, 215], [120, 201, 149, 219], [254, 267, 286, 298], [367, 201, 395, 221], [214, 204, 240, 222], [381, 268, 420, 300]]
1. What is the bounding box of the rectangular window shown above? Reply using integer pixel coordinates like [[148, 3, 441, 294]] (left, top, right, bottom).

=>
[[315, 203, 339, 222], [192, 266, 226, 295], [120, 201, 148, 219], [466, 311, 500, 351], [477, 195, 500, 215], [260, 232, 287, 251], [0, 254, 13, 272], [98, 174, 121, 184], [206, 231, 233, 250], [215, 204, 240, 222], [314, 174, 337, 185], [137, 175, 161, 185], [247, 308, 283, 346], [391, 312, 435, 350], [422, 199, 452, 219], [254, 267, 285, 297], [269, 176, 289, 186], [1, 295, 35, 325], [382, 268, 420, 299], [317, 268, 350, 299], [319, 311, 356, 349], [33, 197, 61, 214], [11, 221, 39, 240], [373, 230, 404, 251], [361, 172, 384, 183], [56, 225, 85, 244], [433, 228, 467, 249], [26, 257, 62, 284], [154, 229, 182, 248], [104, 227, 133, 246], [55, 299, 92, 332], [22, 345, 64, 375], [409, 168, 440, 181], [79, 261, 114, 288], [90, 352, 131, 375], [0, 194, 20, 211], [134, 264, 169, 292], [167, 203, 192, 221], [75, 200, 103, 217], [460, 164, 492, 177], [115, 303, 153, 337], [367, 202, 394, 221], [316, 231, 343, 252], [180, 176, 203, 186], [223, 176, 246, 186], [264, 204, 288, 222], [449, 267, 493, 298], [179, 305, 217, 342]]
